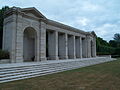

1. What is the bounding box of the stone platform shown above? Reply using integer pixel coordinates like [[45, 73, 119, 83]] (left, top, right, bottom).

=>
[[0, 57, 115, 83]]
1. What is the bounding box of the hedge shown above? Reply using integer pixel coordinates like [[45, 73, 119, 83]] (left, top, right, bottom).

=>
[[97, 45, 115, 55], [115, 47, 120, 55], [0, 49, 9, 60]]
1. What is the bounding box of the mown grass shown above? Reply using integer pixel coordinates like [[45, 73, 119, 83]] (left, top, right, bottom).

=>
[[0, 58, 120, 90]]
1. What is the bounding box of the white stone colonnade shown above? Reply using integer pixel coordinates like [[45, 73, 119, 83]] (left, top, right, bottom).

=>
[[2, 7, 96, 63]]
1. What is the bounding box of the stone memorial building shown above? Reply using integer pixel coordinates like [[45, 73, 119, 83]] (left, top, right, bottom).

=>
[[2, 7, 96, 63]]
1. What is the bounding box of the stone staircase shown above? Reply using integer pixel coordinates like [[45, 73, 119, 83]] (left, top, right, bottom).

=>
[[0, 57, 115, 83]]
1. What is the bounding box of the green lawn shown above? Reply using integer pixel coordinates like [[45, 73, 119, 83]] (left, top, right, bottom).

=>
[[0, 58, 120, 90]]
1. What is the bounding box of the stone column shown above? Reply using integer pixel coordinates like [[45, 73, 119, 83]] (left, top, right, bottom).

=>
[[92, 38, 96, 57], [80, 37, 82, 58], [75, 36, 80, 58], [65, 33, 68, 59], [73, 36, 76, 59], [68, 35, 76, 59], [48, 31, 59, 60], [36, 32, 40, 62], [39, 21, 46, 61]]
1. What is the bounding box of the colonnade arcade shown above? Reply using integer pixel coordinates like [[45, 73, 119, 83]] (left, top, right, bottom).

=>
[[46, 30, 96, 60]]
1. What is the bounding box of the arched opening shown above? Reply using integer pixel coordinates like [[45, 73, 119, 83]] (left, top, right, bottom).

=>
[[23, 27, 37, 62]]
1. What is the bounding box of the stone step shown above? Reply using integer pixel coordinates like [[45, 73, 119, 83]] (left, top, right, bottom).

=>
[[0, 61, 77, 71], [0, 64, 66, 74], [1, 61, 105, 73], [0, 66, 78, 83], [0, 61, 84, 73], [0, 64, 74, 77], [0, 63, 79, 74], [0, 63, 80, 77], [0, 60, 106, 77], [0, 65, 81, 82], [0, 57, 115, 83]]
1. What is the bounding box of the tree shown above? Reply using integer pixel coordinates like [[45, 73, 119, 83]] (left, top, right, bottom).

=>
[[96, 37, 110, 46], [0, 6, 9, 49], [96, 37, 114, 55], [114, 33, 120, 43], [112, 33, 120, 56], [109, 40, 118, 47]]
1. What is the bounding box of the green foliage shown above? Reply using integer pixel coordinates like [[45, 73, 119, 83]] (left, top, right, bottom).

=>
[[110, 33, 120, 56], [0, 6, 9, 49], [0, 49, 10, 60], [97, 45, 115, 55], [96, 37, 110, 46], [114, 33, 120, 43], [115, 47, 120, 55], [96, 37, 114, 55], [109, 40, 118, 47]]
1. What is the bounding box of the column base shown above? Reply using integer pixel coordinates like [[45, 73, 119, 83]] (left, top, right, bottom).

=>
[[15, 57, 23, 63], [40, 57, 47, 61], [10, 59, 16, 63], [15, 59, 23, 63]]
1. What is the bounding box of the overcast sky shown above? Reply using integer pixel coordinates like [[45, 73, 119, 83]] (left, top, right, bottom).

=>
[[0, 0, 120, 41]]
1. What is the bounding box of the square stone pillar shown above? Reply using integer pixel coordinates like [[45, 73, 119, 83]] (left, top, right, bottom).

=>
[[73, 36, 76, 59], [36, 31, 40, 62], [54, 31, 59, 59], [80, 37, 82, 58], [92, 38, 96, 57], [65, 33, 68, 59], [39, 21, 46, 61], [48, 31, 59, 60]]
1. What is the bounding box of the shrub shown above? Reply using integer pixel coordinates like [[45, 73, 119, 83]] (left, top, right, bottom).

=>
[[115, 47, 120, 55], [111, 55, 120, 58], [97, 45, 115, 55], [0, 49, 10, 60]]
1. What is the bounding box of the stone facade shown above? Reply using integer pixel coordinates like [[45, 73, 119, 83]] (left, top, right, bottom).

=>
[[2, 7, 96, 63]]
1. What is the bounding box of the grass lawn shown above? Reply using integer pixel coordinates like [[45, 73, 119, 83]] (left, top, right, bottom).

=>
[[0, 58, 120, 90]]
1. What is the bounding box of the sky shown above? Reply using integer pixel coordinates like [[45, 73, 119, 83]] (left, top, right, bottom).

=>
[[0, 0, 120, 41]]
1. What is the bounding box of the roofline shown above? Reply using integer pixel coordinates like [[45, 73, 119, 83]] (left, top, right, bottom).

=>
[[47, 19, 89, 35]]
